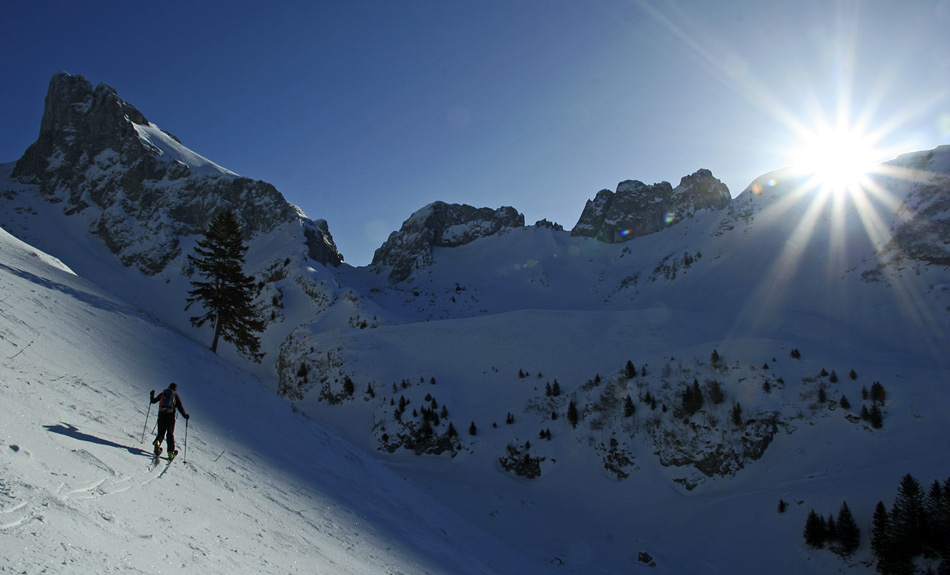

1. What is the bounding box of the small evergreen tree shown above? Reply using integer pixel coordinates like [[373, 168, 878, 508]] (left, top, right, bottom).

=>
[[871, 500, 889, 553], [682, 380, 704, 416], [938, 478, 950, 566], [567, 400, 579, 428], [804, 509, 826, 548], [891, 474, 926, 559], [623, 394, 636, 418], [468, 421, 477, 436], [925, 480, 946, 554], [836, 501, 861, 557], [871, 501, 893, 573], [839, 395, 851, 410], [185, 211, 264, 361], [707, 379, 725, 405], [731, 402, 743, 427], [869, 404, 884, 429], [871, 381, 887, 405], [825, 513, 837, 543], [624, 360, 637, 379]]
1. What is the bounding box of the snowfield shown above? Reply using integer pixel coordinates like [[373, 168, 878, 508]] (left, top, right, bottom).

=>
[[2, 134, 950, 573], [0, 225, 560, 575]]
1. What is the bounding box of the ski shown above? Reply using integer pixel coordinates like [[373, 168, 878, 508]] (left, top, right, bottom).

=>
[[149, 447, 178, 468]]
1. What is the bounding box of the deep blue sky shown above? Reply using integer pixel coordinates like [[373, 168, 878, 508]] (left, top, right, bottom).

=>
[[2, 1, 948, 265]]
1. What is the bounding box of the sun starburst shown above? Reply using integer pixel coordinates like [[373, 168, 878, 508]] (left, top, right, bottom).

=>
[[787, 123, 880, 195]]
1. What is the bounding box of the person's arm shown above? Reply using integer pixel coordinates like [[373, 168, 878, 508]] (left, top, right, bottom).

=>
[[150, 390, 159, 404], [176, 396, 189, 418]]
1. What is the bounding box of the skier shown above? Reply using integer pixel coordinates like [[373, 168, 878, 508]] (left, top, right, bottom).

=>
[[150, 383, 189, 460]]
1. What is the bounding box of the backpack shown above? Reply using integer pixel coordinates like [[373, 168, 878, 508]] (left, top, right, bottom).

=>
[[159, 388, 177, 413]]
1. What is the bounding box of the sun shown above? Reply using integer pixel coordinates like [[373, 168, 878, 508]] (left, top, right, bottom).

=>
[[787, 124, 880, 194]]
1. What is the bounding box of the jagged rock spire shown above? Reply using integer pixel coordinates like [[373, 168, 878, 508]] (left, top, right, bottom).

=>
[[12, 72, 342, 273], [572, 168, 731, 243]]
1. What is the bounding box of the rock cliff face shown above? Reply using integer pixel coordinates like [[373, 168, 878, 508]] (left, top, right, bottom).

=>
[[12, 72, 342, 274], [875, 146, 950, 267], [571, 169, 731, 243], [371, 201, 524, 282]]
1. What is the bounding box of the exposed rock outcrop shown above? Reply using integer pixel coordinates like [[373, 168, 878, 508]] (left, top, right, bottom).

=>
[[13, 72, 342, 274], [371, 201, 524, 282], [571, 169, 731, 243], [876, 147, 950, 266]]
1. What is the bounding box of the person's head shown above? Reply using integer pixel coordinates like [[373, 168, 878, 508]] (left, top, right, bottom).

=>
[[169, 382, 178, 391]]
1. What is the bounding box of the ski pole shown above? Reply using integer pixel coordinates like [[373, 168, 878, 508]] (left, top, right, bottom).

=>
[[183, 417, 189, 463], [141, 400, 152, 443]]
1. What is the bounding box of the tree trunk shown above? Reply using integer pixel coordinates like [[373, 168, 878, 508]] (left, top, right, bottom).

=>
[[210, 314, 222, 353]]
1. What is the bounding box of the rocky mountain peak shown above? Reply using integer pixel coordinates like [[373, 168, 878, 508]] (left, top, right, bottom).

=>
[[371, 201, 524, 283], [15, 72, 154, 184], [11, 72, 342, 274], [571, 169, 731, 243]]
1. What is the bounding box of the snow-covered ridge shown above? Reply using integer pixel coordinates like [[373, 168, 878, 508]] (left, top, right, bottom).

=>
[[132, 121, 237, 177], [0, 225, 75, 275]]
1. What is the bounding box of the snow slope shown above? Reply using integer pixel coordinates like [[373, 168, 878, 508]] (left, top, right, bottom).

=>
[[0, 225, 564, 574], [132, 122, 238, 177], [3, 132, 950, 573], [276, 154, 950, 573]]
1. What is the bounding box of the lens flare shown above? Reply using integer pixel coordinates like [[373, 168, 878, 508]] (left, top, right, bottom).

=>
[[788, 124, 879, 195]]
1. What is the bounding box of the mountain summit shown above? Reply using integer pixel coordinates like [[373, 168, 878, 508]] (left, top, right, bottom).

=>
[[572, 168, 731, 242], [372, 201, 525, 282], [12, 72, 342, 274]]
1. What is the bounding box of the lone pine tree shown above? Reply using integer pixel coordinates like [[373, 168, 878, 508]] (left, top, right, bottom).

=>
[[185, 211, 265, 362]]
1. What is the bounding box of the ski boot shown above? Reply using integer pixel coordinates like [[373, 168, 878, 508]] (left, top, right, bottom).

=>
[[168, 450, 179, 461], [152, 439, 163, 457]]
